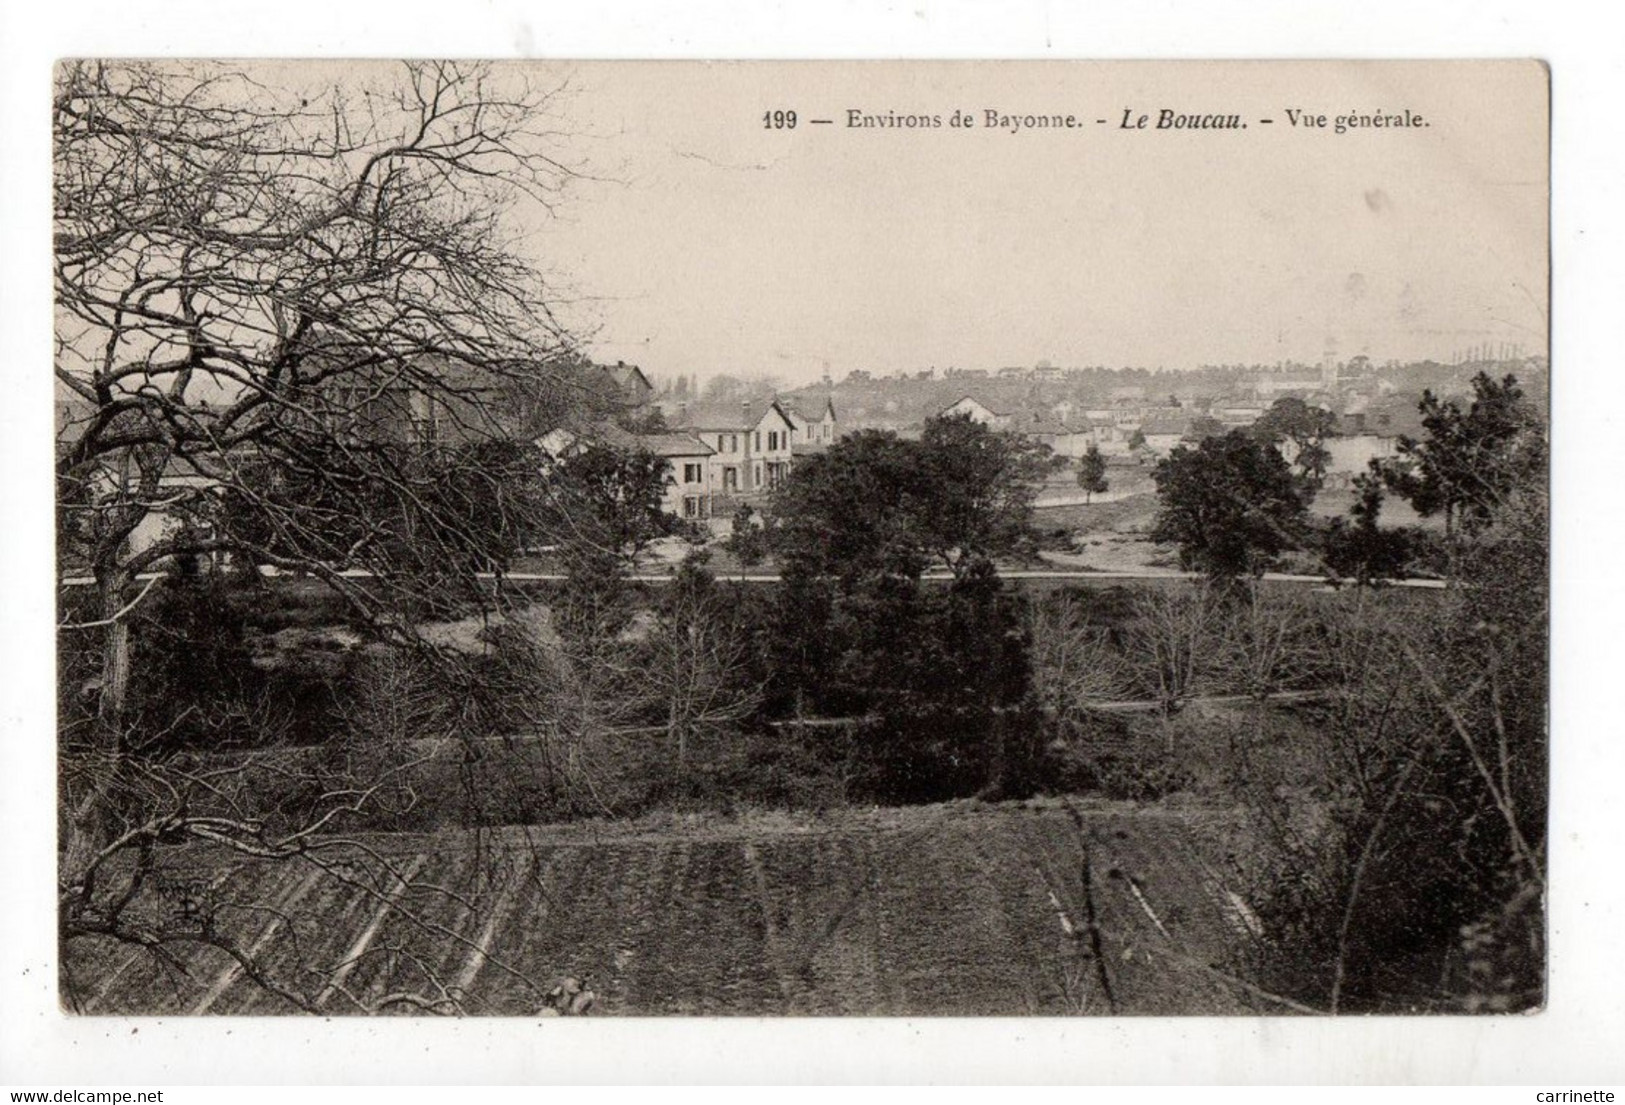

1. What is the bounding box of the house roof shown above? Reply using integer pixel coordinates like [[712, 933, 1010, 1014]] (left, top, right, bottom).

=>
[[591, 422, 714, 457], [781, 394, 837, 426], [1142, 417, 1191, 436], [602, 361, 653, 395], [1354, 398, 1429, 439], [669, 399, 793, 432], [635, 432, 715, 458], [941, 395, 1008, 418], [1022, 420, 1083, 437]]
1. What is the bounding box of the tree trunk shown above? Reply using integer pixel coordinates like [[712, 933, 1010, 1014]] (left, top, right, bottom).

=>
[[982, 709, 1007, 799], [63, 571, 134, 887], [98, 579, 132, 744], [669, 697, 687, 782]]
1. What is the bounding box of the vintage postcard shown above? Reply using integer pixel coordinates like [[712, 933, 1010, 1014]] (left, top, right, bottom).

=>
[[52, 59, 1548, 1020]]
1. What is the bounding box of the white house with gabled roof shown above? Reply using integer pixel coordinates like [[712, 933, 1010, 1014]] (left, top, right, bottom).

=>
[[669, 398, 798, 498], [783, 394, 840, 456], [939, 395, 1012, 429]]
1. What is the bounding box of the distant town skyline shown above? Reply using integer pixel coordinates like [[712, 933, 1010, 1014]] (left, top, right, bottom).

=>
[[521, 60, 1547, 386]]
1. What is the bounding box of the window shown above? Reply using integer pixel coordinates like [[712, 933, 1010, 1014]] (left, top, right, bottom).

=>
[[767, 431, 777, 450], [683, 463, 702, 484], [754, 431, 761, 451], [730, 434, 738, 452]]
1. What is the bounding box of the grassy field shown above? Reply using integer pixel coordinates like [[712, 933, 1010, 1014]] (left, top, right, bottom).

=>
[[67, 798, 1274, 1016]]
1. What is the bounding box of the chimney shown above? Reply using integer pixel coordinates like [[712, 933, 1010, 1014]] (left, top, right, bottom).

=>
[[741, 398, 752, 423]]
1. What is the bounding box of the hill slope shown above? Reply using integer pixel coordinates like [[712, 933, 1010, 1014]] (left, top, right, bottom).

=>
[[67, 799, 1277, 1016]]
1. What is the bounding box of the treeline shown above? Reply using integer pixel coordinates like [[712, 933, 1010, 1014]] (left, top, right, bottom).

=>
[[51, 527, 1417, 824]]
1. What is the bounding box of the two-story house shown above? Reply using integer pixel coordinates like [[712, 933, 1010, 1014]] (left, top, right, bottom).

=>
[[621, 428, 715, 519], [670, 399, 798, 500], [782, 395, 840, 457], [537, 420, 717, 519]]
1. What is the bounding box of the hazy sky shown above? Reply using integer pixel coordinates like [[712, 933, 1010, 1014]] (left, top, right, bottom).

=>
[[424, 61, 1551, 384]]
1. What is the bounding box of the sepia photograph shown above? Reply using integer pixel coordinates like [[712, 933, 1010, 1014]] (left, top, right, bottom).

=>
[[46, 56, 1552, 1024]]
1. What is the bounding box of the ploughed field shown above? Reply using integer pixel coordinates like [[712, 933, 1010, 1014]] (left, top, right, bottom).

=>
[[67, 799, 1272, 1016]]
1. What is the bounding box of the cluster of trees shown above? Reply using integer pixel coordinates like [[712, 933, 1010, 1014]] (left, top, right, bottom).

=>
[[751, 414, 1057, 800], [1251, 396, 1337, 489], [1148, 373, 1541, 587], [1150, 430, 1310, 581], [769, 413, 1057, 583]]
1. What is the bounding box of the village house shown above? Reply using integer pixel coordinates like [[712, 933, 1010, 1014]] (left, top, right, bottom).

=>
[[937, 397, 1118, 459], [1022, 419, 1095, 459], [1084, 419, 1134, 456], [668, 398, 799, 501], [536, 419, 718, 519], [57, 384, 271, 569], [1139, 415, 1192, 456], [1319, 397, 1429, 485], [1212, 398, 1270, 428], [939, 395, 1013, 430], [315, 357, 510, 448], [1250, 370, 1327, 400], [326, 353, 701, 520], [781, 395, 841, 456], [597, 361, 654, 412]]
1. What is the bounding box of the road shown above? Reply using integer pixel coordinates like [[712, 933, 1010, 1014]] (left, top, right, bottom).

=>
[[59, 566, 1446, 590]]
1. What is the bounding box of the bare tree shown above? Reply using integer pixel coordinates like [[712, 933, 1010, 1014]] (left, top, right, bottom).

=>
[[1314, 588, 1427, 805], [55, 60, 592, 1011], [533, 583, 656, 815], [1216, 585, 1315, 702], [1124, 583, 1222, 724], [1024, 591, 1129, 725], [643, 561, 764, 782]]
